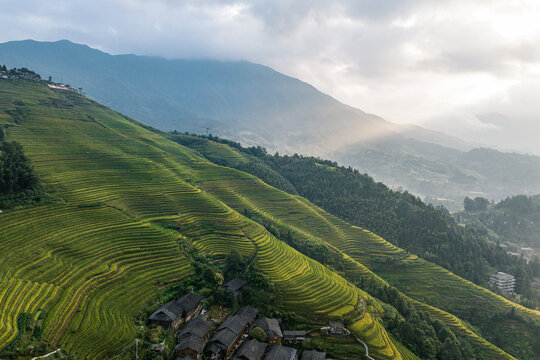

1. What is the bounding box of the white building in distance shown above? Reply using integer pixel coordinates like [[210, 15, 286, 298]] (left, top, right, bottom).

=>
[[490, 272, 515, 293]]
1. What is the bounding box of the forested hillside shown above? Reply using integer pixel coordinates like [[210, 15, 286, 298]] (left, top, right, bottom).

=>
[[0, 136, 55, 210]]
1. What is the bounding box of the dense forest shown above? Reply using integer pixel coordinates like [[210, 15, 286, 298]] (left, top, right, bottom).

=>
[[170, 133, 540, 304]]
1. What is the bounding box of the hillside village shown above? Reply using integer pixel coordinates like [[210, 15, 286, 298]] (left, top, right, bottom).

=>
[[0, 64, 78, 92], [146, 278, 345, 360]]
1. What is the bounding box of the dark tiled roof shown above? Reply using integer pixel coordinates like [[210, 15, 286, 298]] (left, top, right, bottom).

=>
[[283, 331, 306, 337], [264, 345, 297, 360], [237, 306, 258, 324], [149, 300, 184, 322], [209, 328, 238, 349], [234, 339, 267, 360], [224, 278, 248, 292], [206, 342, 222, 355], [301, 350, 326, 360], [149, 293, 203, 322], [178, 293, 204, 313], [177, 316, 211, 342], [175, 335, 205, 353], [219, 315, 248, 335], [254, 318, 283, 338]]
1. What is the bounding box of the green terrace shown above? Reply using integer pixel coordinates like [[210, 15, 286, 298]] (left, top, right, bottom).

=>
[[0, 79, 404, 359]]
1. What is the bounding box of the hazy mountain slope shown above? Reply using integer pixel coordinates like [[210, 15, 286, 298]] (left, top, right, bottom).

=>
[[335, 141, 540, 210], [0, 40, 467, 154]]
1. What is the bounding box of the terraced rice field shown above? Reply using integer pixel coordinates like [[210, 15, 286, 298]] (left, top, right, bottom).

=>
[[350, 313, 401, 360], [180, 141, 534, 359], [2, 78, 532, 359], [0, 80, 398, 359], [392, 339, 421, 360], [0, 205, 191, 358]]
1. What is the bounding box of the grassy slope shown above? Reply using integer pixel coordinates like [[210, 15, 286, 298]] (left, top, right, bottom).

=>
[[173, 133, 540, 359], [0, 80, 399, 359]]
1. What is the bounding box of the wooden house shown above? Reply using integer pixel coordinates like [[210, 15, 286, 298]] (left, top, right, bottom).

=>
[[254, 318, 283, 344], [148, 293, 204, 330]]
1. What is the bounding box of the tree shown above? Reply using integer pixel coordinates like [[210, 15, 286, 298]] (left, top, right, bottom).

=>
[[213, 288, 235, 307], [464, 197, 489, 211], [249, 327, 267, 342], [420, 338, 437, 359], [0, 141, 38, 194], [224, 249, 247, 280], [440, 337, 463, 360]]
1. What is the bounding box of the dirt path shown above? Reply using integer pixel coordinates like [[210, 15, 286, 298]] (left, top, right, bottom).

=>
[[31, 348, 61, 359], [356, 338, 375, 360]]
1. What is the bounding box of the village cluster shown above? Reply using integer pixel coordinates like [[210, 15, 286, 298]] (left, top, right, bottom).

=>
[[0, 66, 78, 92], [148, 279, 347, 360]]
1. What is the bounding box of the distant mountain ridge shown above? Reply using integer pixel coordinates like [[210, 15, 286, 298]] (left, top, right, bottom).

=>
[[1, 39, 540, 210], [0, 39, 468, 153]]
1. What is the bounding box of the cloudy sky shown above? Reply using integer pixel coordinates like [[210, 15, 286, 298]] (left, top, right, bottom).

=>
[[2, 0, 540, 153]]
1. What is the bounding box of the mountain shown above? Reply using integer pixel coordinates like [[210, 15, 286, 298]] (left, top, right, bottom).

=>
[[1, 76, 539, 359], [2, 40, 540, 210], [0, 40, 467, 155]]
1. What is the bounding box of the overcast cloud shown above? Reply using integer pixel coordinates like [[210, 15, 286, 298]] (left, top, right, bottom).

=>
[[2, 0, 540, 153]]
